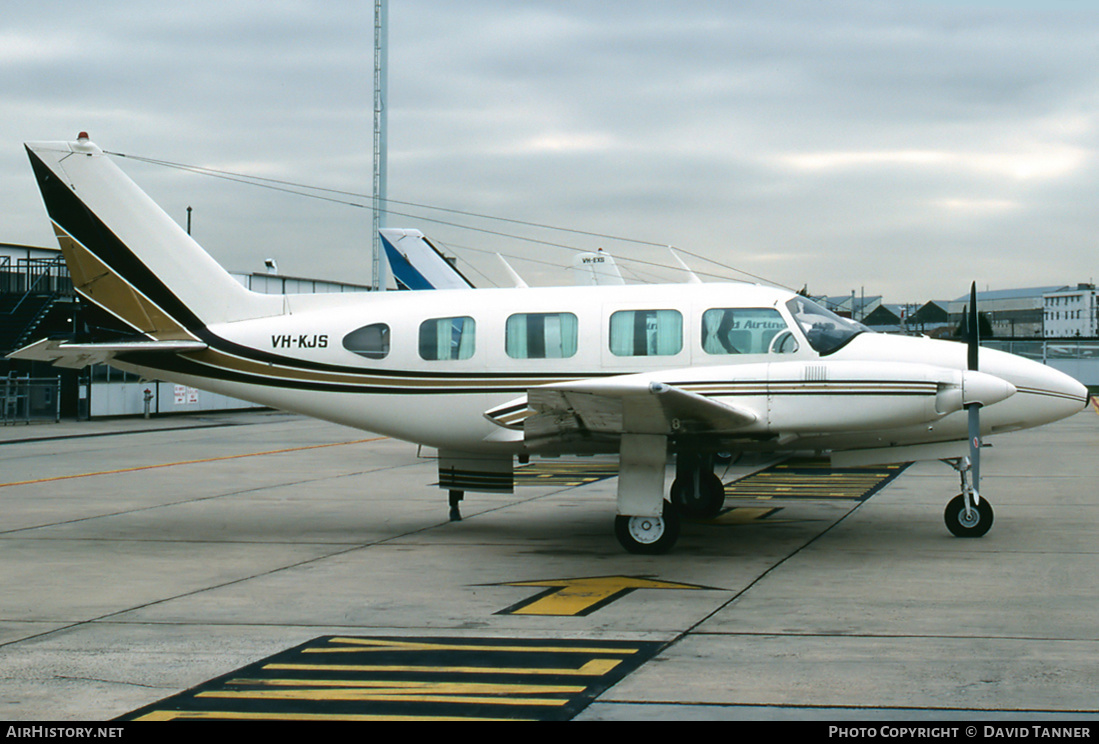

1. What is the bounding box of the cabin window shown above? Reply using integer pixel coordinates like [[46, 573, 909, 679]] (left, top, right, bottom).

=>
[[419, 316, 476, 360], [702, 308, 793, 355], [342, 322, 390, 359], [609, 309, 682, 356], [506, 312, 578, 359]]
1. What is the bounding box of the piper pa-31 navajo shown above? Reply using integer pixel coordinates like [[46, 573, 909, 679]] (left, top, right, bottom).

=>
[[12, 136, 1090, 554]]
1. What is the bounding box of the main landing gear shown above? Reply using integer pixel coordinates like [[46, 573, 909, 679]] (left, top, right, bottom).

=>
[[669, 452, 726, 520], [614, 446, 726, 555], [614, 502, 681, 555], [943, 457, 994, 537]]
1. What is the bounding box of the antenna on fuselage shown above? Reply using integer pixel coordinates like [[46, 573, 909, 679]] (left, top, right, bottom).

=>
[[496, 254, 529, 288], [669, 247, 702, 284]]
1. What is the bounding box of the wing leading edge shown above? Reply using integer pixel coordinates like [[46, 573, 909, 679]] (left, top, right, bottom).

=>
[[484, 360, 1019, 452]]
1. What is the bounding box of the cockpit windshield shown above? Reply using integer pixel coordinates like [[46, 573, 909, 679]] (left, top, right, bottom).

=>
[[785, 296, 868, 355]]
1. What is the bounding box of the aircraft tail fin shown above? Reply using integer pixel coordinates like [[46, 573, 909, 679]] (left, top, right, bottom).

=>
[[571, 249, 625, 286], [24, 136, 281, 341], [379, 228, 475, 290]]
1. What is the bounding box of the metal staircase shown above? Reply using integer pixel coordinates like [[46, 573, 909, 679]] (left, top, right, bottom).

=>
[[1, 255, 75, 355]]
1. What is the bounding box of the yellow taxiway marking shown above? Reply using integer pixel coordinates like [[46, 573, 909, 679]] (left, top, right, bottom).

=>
[[0, 437, 385, 488], [514, 461, 619, 486], [496, 575, 715, 616], [265, 659, 622, 677], [723, 461, 910, 501], [198, 688, 570, 706], [124, 634, 661, 722], [710, 507, 782, 524], [228, 678, 586, 694], [304, 637, 640, 655], [135, 709, 519, 722]]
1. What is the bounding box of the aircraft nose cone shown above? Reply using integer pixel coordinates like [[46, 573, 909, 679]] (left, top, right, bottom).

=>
[[978, 348, 1089, 428], [1046, 365, 1090, 411], [1024, 361, 1090, 425]]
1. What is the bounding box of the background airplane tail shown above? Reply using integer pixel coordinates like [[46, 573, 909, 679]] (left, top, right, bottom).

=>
[[25, 137, 280, 340], [379, 228, 475, 290]]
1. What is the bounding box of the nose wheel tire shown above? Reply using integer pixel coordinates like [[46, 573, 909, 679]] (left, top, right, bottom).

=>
[[615, 502, 680, 554], [944, 493, 994, 537]]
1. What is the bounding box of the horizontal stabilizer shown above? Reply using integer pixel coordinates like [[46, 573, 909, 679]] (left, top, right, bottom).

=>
[[7, 337, 207, 368]]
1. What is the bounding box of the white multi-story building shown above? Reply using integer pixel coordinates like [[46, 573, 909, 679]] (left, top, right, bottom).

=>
[[1044, 285, 1098, 338], [947, 286, 1063, 338]]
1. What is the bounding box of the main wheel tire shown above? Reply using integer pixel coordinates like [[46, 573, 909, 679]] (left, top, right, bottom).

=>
[[670, 472, 726, 519], [615, 502, 680, 554], [944, 493, 994, 538]]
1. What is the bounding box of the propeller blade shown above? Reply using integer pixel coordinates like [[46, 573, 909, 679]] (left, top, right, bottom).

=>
[[968, 282, 979, 371], [968, 404, 981, 504], [966, 282, 981, 504]]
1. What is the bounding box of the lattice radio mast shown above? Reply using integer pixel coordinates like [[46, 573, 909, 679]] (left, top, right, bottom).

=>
[[371, 0, 388, 290]]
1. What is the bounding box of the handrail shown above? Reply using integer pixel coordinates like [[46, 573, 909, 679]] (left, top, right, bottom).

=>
[[6, 256, 71, 314]]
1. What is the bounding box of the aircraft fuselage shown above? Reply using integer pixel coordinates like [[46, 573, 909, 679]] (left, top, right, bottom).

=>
[[101, 282, 1086, 458]]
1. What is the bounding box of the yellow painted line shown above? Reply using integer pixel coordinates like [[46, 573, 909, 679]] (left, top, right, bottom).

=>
[[0, 437, 386, 488], [197, 689, 569, 706], [265, 659, 622, 677], [515, 461, 618, 487], [723, 464, 910, 501], [710, 507, 781, 524], [499, 576, 708, 617], [1091, 396, 1099, 414], [231, 678, 586, 694], [134, 709, 518, 721], [122, 634, 662, 721], [307, 637, 639, 655]]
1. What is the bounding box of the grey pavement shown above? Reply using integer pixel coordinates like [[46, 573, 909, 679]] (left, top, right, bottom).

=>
[[1, 407, 1097, 721]]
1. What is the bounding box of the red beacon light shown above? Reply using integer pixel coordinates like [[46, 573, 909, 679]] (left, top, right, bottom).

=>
[[77, 132, 89, 141]]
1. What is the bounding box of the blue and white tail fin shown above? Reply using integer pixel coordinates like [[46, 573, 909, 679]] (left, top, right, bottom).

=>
[[379, 228, 476, 290], [24, 136, 281, 341]]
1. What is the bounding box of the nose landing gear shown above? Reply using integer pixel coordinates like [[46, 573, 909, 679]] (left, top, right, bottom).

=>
[[944, 493, 994, 537], [943, 456, 994, 537]]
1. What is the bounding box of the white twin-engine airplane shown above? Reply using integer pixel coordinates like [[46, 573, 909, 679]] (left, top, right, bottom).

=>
[[13, 136, 1090, 554]]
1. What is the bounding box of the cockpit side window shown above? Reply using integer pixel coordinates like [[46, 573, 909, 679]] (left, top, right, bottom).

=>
[[702, 308, 792, 355], [785, 296, 867, 355], [342, 322, 390, 359]]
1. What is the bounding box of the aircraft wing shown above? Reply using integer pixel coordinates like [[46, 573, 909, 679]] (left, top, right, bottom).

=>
[[7, 337, 208, 368], [485, 375, 758, 445]]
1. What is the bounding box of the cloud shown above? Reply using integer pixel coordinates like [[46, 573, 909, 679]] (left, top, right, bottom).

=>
[[3, 1, 1099, 300], [778, 144, 1089, 181]]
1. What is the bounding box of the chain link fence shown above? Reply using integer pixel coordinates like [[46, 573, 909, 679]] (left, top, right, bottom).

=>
[[1, 375, 61, 425]]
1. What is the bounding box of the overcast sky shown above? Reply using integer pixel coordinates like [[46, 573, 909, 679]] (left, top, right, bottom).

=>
[[3, 0, 1098, 301]]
